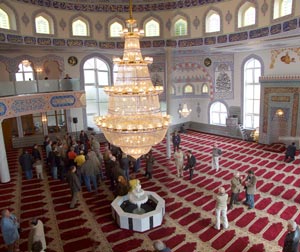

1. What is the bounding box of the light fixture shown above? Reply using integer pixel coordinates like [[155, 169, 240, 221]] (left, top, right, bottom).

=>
[[94, 0, 170, 159], [179, 103, 192, 117], [275, 108, 284, 116], [41, 114, 47, 123], [22, 60, 31, 67], [36, 67, 43, 73]]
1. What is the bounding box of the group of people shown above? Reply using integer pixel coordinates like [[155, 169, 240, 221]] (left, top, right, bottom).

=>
[[1, 209, 46, 252], [173, 130, 222, 180]]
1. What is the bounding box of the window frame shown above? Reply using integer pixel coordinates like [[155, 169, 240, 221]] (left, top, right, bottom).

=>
[[237, 1, 257, 29], [0, 3, 17, 31], [83, 56, 112, 129], [205, 10, 221, 33], [273, 0, 293, 20], [243, 58, 262, 130], [109, 21, 123, 38], [209, 101, 228, 126], [144, 18, 160, 37]]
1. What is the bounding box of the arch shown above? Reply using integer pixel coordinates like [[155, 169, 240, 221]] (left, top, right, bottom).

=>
[[183, 84, 194, 94], [140, 13, 163, 38], [272, 0, 294, 20], [105, 15, 125, 39], [236, 0, 258, 30], [209, 100, 228, 126], [172, 11, 190, 37], [0, 1, 18, 31], [201, 83, 209, 94], [70, 13, 92, 37], [204, 7, 223, 34], [170, 85, 176, 95], [32, 9, 57, 35], [241, 54, 264, 129], [80, 53, 113, 128]]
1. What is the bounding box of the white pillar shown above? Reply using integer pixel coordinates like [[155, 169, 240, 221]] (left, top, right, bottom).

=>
[[0, 120, 11, 183], [165, 48, 172, 159]]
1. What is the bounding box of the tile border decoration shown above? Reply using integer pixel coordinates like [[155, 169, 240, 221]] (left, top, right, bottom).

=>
[[14, 0, 227, 12], [0, 17, 298, 49], [0, 90, 85, 119]]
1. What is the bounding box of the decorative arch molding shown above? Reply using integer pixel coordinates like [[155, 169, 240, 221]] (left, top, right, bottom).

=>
[[0, 0, 19, 33], [0, 54, 64, 74], [202, 6, 223, 35], [240, 53, 264, 125], [69, 12, 93, 38], [171, 10, 191, 38], [105, 14, 126, 40], [270, 0, 295, 23], [208, 99, 229, 125], [31, 8, 58, 36], [235, 0, 259, 31], [140, 12, 164, 39]]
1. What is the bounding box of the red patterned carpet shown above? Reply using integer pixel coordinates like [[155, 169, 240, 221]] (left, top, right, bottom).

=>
[[0, 131, 299, 252]]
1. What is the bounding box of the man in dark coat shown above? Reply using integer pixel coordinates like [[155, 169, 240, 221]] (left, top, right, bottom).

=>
[[19, 150, 33, 179], [81, 155, 98, 193], [67, 166, 81, 208], [172, 131, 181, 153], [184, 150, 196, 180], [285, 142, 297, 162], [144, 150, 155, 179], [283, 220, 300, 252]]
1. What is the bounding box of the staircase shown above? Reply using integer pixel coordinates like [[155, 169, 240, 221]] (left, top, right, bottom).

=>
[[238, 124, 248, 141]]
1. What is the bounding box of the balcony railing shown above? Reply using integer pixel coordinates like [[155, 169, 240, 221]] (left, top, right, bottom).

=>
[[0, 79, 80, 97]]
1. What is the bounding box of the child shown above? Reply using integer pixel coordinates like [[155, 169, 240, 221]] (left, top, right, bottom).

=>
[[33, 159, 43, 179]]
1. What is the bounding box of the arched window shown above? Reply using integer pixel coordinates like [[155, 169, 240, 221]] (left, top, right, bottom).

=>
[[273, 0, 293, 19], [238, 3, 256, 28], [174, 18, 187, 36], [72, 18, 88, 36], [170, 86, 175, 95], [110, 22, 123, 37], [205, 11, 220, 33], [145, 19, 160, 37], [35, 16, 50, 34], [15, 62, 34, 81], [210, 101, 228, 125], [84, 57, 111, 128], [183, 84, 194, 94], [0, 4, 17, 30], [0, 8, 9, 29], [202, 83, 209, 94], [243, 58, 261, 129]]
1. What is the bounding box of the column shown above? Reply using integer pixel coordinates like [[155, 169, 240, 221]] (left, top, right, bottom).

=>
[[0, 120, 11, 183], [165, 48, 172, 159]]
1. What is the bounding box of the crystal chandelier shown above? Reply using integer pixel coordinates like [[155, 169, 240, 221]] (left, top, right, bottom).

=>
[[179, 104, 192, 117], [94, 0, 170, 159]]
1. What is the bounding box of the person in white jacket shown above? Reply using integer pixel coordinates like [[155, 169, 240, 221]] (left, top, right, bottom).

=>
[[214, 187, 229, 230], [28, 218, 46, 252]]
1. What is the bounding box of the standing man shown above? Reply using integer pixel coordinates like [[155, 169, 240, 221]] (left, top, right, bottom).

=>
[[19, 150, 33, 179], [214, 187, 229, 230], [174, 147, 185, 178], [1, 209, 20, 252], [283, 220, 300, 252], [81, 155, 98, 193], [144, 150, 155, 180], [172, 131, 181, 153], [67, 166, 81, 209], [244, 170, 257, 210], [184, 150, 196, 180], [285, 142, 297, 163], [229, 172, 243, 209], [212, 144, 222, 171]]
